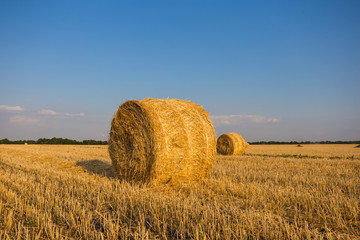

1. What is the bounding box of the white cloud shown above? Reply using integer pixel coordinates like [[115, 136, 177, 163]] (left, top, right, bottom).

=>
[[38, 109, 58, 115], [0, 105, 24, 111], [210, 114, 280, 126], [65, 113, 85, 117], [10, 115, 40, 125]]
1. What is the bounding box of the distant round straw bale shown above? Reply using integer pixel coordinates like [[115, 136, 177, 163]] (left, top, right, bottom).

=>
[[216, 133, 249, 156], [108, 98, 216, 185]]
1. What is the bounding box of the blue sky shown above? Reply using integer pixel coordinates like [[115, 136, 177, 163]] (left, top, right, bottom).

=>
[[1, 1, 359, 141]]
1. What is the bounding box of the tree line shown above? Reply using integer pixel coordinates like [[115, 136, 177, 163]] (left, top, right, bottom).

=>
[[0, 138, 107, 145], [249, 140, 360, 145], [1, 138, 359, 145]]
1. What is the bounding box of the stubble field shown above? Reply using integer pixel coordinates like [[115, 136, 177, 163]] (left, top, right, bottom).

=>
[[0, 144, 359, 239]]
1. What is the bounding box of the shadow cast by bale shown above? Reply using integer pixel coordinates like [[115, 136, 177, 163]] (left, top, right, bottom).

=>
[[76, 160, 114, 178]]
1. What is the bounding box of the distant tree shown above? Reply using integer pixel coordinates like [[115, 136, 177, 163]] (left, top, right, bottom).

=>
[[0, 138, 10, 144], [82, 140, 107, 145]]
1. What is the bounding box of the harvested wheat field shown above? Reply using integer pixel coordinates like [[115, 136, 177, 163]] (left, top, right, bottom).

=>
[[0, 144, 359, 239]]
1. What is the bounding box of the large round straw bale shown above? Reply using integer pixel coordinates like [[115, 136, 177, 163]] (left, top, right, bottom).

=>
[[216, 132, 249, 156], [108, 98, 216, 185]]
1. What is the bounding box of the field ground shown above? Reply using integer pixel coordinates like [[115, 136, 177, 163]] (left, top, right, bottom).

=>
[[0, 144, 359, 239]]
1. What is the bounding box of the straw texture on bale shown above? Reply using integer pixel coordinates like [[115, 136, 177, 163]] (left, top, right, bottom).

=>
[[216, 132, 249, 156], [108, 98, 216, 185]]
